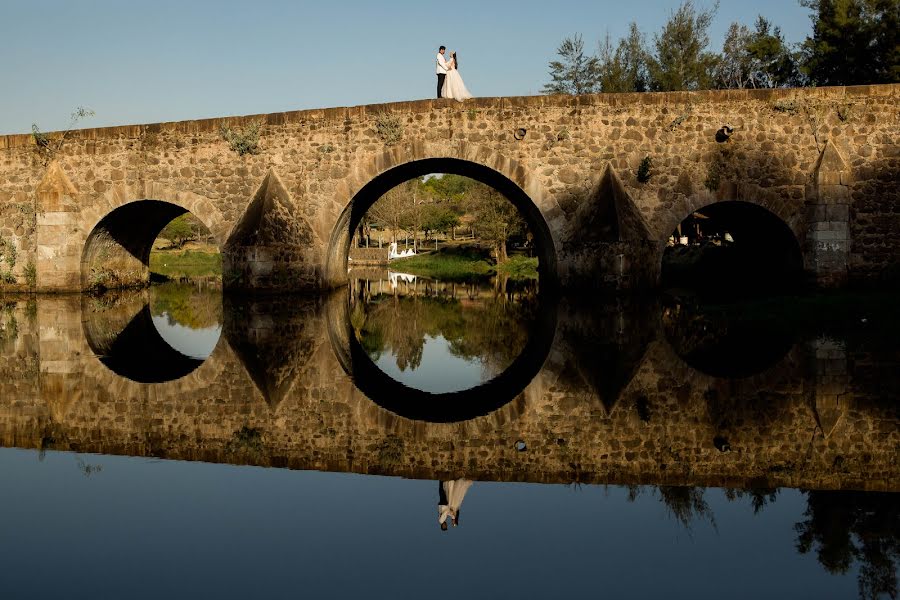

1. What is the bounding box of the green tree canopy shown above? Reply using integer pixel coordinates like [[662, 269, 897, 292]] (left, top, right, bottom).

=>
[[159, 213, 206, 249], [421, 204, 460, 240], [800, 0, 900, 86], [598, 23, 651, 93], [468, 182, 526, 264], [717, 17, 799, 88], [648, 1, 720, 91], [542, 34, 602, 95]]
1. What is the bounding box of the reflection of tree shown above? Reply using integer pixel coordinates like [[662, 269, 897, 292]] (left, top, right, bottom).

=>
[[353, 281, 537, 376], [625, 485, 897, 597], [657, 486, 716, 530], [724, 487, 779, 514], [149, 282, 223, 330], [624, 485, 716, 531], [795, 491, 899, 600]]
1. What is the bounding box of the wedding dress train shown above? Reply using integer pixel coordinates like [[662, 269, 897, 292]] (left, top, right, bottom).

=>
[[441, 64, 473, 102]]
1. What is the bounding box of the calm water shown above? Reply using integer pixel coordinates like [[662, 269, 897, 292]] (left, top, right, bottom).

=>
[[0, 277, 897, 599]]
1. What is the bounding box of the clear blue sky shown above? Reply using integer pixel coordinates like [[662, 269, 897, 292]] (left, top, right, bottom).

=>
[[1, 0, 813, 134]]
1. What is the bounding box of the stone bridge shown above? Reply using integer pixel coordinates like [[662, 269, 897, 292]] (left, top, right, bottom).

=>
[[1, 84, 897, 292]]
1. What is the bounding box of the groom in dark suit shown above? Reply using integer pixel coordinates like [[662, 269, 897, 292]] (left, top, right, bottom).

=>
[[436, 46, 449, 98]]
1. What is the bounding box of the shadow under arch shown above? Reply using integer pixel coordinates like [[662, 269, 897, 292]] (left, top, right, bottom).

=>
[[83, 299, 208, 383], [660, 200, 805, 291], [325, 290, 558, 423], [325, 157, 558, 288], [81, 199, 221, 290]]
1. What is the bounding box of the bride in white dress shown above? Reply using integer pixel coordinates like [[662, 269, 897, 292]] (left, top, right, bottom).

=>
[[441, 51, 473, 102]]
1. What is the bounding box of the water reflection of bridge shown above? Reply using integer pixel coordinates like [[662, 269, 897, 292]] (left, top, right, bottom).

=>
[[0, 291, 896, 492]]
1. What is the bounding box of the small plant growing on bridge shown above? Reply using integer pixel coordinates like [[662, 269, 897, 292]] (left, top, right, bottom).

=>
[[0, 238, 14, 270], [556, 127, 570, 142], [31, 106, 95, 164], [317, 143, 335, 154], [225, 426, 265, 459], [637, 156, 653, 183], [220, 119, 263, 156], [836, 102, 853, 122], [772, 98, 799, 114], [704, 148, 732, 192], [377, 435, 404, 466], [667, 113, 688, 131], [0, 238, 18, 286], [375, 113, 404, 146], [704, 161, 722, 192], [24, 262, 36, 288]]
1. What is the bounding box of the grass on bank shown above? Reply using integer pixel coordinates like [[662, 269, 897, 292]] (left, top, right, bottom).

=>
[[149, 247, 222, 280], [389, 245, 538, 281]]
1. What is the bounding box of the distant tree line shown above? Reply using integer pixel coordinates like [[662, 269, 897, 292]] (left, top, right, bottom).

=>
[[543, 0, 899, 95], [362, 175, 528, 264]]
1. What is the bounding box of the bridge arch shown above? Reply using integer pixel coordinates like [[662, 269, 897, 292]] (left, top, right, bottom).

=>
[[652, 183, 806, 247], [659, 197, 805, 291], [80, 184, 226, 289], [324, 143, 559, 287]]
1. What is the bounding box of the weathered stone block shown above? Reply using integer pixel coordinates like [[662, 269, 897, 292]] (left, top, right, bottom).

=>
[[818, 184, 850, 204], [826, 204, 849, 221]]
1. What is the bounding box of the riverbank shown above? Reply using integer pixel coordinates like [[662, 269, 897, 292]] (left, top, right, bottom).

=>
[[149, 244, 222, 280], [389, 246, 538, 281]]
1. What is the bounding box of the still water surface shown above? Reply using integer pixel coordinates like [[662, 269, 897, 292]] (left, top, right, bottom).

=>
[[0, 276, 896, 598]]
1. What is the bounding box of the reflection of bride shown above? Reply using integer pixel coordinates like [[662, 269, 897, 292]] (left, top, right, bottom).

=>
[[438, 479, 473, 530], [441, 51, 473, 102]]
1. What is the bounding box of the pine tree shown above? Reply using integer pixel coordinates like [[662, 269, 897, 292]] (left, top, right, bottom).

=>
[[800, 0, 900, 86], [542, 34, 602, 95], [716, 16, 799, 89], [599, 23, 651, 93], [648, 1, 720, 91]]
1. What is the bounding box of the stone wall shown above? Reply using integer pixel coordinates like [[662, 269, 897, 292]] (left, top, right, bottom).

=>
[[0, 85, 897, 292], [0, 295, 896, 492], [348, 247, 390, 265]]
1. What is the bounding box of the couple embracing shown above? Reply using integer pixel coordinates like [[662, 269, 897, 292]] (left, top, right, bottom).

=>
[[435, 45, 473, 102]]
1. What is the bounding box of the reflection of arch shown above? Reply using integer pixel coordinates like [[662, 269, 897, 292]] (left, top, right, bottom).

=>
[[81, 184, 225, 289], [325, 291, 558, 423], [660, 200, 804, 289], [84, 303, 208, 383], [661, 299, 795, 379], [325, 149, 558, 287]]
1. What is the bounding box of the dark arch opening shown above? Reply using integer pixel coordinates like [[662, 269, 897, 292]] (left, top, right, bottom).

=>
[[661, 201, 803, 294], [83, 200, 190, 289], [326, 158, 557, 288], [325, 290, 558, 423]]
